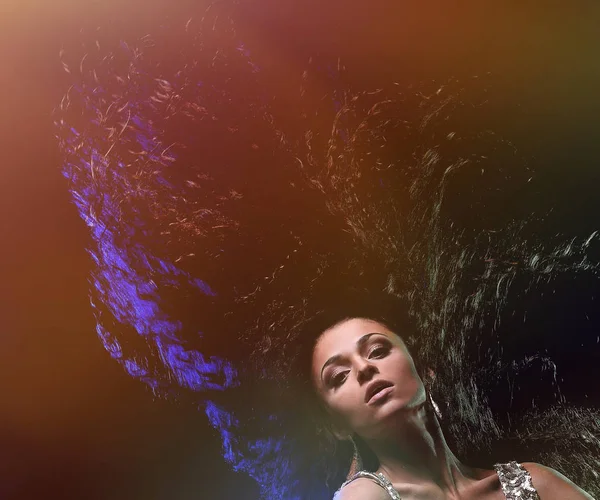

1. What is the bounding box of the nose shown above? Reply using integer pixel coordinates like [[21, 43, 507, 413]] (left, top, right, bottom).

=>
[[356, 357, 378, 385]]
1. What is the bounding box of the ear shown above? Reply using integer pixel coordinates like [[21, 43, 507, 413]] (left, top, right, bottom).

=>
[[421, 367, 437, 394]]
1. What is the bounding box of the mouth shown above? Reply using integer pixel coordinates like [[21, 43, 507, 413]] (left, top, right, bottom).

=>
[[365, 380, 394, 405]]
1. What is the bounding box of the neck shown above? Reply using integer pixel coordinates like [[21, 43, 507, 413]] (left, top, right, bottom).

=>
[[363, 399, 477, 495]]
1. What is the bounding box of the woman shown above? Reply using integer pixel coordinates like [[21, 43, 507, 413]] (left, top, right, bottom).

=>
[[303, 297, 595, 500], [55, 5, 600, 498]]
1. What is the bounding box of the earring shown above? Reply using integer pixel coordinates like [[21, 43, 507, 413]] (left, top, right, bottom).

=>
[[346, 436, 364, 479], [430, 395, 443, 420]]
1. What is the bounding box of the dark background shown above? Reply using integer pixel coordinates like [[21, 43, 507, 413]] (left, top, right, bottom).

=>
[[2, 1, 600, 498]]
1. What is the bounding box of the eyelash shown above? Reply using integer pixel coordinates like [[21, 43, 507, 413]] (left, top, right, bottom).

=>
[[369, 346, 388, 358], [328, 344, 390, 388]]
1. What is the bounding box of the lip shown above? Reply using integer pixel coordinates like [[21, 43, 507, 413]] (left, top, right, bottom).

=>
[[365, 380, 394, 405]]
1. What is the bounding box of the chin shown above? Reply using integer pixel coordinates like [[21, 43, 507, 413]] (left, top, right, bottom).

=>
[[368, 396, 408, 424], [358, 388, 427, 432], [377, 390, 426, 419]]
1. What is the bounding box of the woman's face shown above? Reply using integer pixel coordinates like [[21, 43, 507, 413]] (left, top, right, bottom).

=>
[[311, 318, 426, 439]]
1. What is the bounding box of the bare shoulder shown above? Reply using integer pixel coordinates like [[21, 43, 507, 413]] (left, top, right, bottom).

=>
[[521, 462, 595, 500], [334, 477, 392, 500]]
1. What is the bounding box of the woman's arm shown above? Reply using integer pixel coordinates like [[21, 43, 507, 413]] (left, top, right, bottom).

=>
[[522, 462, 595, 500]]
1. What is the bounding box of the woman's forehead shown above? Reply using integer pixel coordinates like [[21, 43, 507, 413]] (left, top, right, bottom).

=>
[[314, 318, 395, 357]]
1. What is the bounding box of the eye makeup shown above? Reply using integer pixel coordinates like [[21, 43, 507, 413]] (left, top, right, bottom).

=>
[[322, 333, 392, 389]]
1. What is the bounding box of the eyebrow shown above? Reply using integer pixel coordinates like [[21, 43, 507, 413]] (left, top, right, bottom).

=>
[[320, 332, 388, 381]]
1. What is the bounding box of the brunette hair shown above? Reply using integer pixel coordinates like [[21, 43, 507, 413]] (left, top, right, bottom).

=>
[[55, 3, 600, 496], [281, 287, 423, 487]]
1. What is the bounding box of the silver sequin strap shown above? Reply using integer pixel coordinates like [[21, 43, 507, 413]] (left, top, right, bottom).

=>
[[493, 461, 541, 500], [333, 471, 402, 500]]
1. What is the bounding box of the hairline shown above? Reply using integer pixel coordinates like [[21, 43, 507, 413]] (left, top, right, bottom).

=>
[[316, 315, 403, 346]]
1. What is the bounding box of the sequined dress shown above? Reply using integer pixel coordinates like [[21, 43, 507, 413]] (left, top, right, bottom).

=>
[[333, 461, 540, 500]]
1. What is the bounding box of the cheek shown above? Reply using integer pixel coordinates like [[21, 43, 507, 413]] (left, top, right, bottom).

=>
[[324, 384, 364, 423], [384, 353, 423, 389], [329, 386, 358, 412]]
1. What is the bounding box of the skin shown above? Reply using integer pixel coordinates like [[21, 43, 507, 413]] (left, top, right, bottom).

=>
[[311, 317, 594, 500]]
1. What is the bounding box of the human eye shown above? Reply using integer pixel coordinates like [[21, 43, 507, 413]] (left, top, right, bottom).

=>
[[368, 343, 390, 359], [329, 369, 349, 388]]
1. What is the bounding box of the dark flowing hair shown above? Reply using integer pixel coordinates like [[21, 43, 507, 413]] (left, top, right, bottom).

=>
[[216, 286, 428, 497], [285, 287, 430, 482], [54, 2, 600, 498]]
